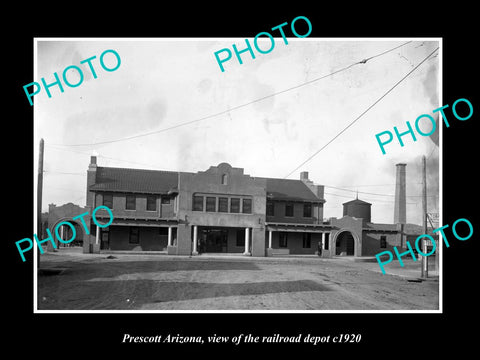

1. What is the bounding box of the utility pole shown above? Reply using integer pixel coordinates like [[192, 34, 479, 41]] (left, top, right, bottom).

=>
[[37, 138, 44, 269], [421, 155, 428, 278]]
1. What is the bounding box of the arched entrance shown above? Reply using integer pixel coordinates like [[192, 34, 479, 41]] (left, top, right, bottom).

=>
[[335, 231, 355, 256], [49, 218, 85, 249], [47, 203, 90, 251]]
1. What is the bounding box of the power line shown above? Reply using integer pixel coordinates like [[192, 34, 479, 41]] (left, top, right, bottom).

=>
[[338, 182, 422, 188], [284, 46, 440, 179], [325, 184, 438, 198], [325, 184, 394, 197], [46, 145, 438, 199], [426, 143, 438, 159], [324, 191, 416, 205], [50, 41, 413, 148], [44, 185, 85, 192], [46, 144, 166, 170], [44, 170, 85, 176]]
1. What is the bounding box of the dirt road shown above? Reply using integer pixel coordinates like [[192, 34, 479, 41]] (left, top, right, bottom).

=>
[[37, 250, 439, 311]]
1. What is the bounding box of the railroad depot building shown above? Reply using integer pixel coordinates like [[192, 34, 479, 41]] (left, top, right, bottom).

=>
[[76, 156, 424, 257]]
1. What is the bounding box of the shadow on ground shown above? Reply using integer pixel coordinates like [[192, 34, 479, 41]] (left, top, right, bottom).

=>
[[39, 276, 332, 310]]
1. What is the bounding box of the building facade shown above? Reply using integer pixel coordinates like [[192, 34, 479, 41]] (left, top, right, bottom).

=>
[[80, 157, 427, 258], [82, 157, 338, 257]]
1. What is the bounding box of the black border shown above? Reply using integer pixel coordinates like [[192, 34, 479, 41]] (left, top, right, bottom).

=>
[[7, 5, 478, 355]]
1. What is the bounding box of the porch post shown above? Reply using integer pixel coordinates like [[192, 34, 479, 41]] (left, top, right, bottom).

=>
[[268, 230, 273, 249], [60, 224, 64, 248], [244, 227, 251, 255], [168, 226, 172, 246], [321, 232, 325, 249], [192, 225, 198, 255], [95, 225, 100, 245]]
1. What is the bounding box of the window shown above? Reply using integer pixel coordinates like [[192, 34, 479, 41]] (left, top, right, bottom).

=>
[[129, 227, 139, 244], [206, 197, 216, 212], [266, 201, 274, 216], [126, 195, 136, 210], [161, 196, 171, 204], [103, 194, 113, 209], [285, 203, 294, 217], [146, 196, 157, 211], [221, 174, 228, 185], [218, 197, 228, 212], [236, 229, 245, 247], [230, 198, 240, 213], [303, 203, 312, 218], [303, 233, 311, 248], [193, 195, 204, 211], [242, 198, 252, 214], [279, 232, 288, 248], [380, 236, 387, 248]]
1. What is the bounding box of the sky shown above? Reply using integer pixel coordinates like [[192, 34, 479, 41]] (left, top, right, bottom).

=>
[[34, 38, 440, 225]]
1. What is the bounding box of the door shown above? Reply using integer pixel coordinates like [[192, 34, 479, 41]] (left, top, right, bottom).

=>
[[336, 231, 355, 256], [205, 229, 228, 252]]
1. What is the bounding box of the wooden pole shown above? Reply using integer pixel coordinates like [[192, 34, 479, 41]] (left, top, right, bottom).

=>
[[421, 155, 428, 278], [37, 138, 44, 269]]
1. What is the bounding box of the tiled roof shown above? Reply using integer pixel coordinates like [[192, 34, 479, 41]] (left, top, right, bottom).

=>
[[363, 223, 398, 231], [89, 167, 178, 194], [89, 166, 322, 202], [343, 198, 372, 206], [363, 222, 438, 235], [262, 178, 322, 202]]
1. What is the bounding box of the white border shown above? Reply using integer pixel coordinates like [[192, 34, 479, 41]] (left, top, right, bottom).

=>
[[33, 37, 443, 314]]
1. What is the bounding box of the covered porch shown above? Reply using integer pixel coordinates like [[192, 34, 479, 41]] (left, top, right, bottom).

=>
[[87, 216, 178, 253], [265, 222, 336, 257]]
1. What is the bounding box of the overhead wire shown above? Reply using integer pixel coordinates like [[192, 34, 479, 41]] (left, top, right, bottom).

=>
[[324, 184, 437, 198], [43, 42, 440, 207], [283, 46, 440, 179], [50, 41, 413, 147]]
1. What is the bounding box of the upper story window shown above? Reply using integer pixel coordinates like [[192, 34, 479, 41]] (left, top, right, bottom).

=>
[[266, 201, 274, 216], [126, 195, 136, 210], [303, 203, 312, 218], [191, 194, 252, 214], [147, 196, 157, 211], [242, 198, 252, 214], [193, 195, 204, 211], [218, 197, 228, 212], [230, 198, 240, 213], [206, 197, 216, 212], [221, 174, 228, 185], [103, 194, 113, 209], [285, 203, 294, 217]]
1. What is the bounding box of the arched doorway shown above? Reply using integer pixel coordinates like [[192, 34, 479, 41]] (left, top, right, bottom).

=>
[[50, 218, 85, 249], [335, 231, 355, 256]]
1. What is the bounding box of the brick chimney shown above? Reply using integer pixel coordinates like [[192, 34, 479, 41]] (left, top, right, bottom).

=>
[[300, 171, 325, 199], [300, 171, 326, 222], [300, 171, 309, 182]]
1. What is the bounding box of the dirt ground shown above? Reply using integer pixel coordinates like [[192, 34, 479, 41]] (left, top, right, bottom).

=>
[[37, 248, 439, 311]]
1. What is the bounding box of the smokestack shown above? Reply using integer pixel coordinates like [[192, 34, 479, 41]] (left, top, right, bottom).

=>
[[394, 163, 407, 224], [86, 156, 98, 209]]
